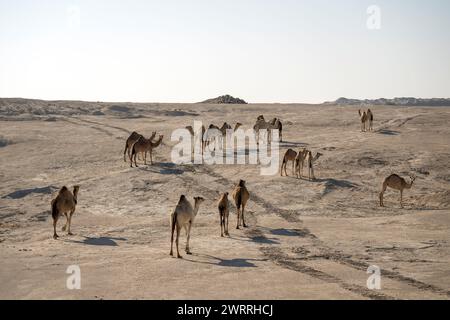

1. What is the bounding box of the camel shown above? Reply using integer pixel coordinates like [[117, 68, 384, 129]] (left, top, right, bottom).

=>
[[359, 110, 368, 132], [305, 151, 323, 180], [253, 118, 275, 145], [204, 123, 230, 150], [295, 148, 308, 178], [170, 195, 205, 258], [281, 149, 297, 176], [367, 109, 374, 131], [218, 192, 230, 237], [130, 135, 164, 167], [186, 125, 205, 154], [379, 174, 415, 208], [123, 131, 156, 162], [269, 118, 283, 142], [51, 186, 80, 239], [232, 180, 250, 229], [234, 122, 243, 132]]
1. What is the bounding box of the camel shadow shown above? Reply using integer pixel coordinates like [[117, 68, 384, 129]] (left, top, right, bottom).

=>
[[227, 233, 280, 245], [377, 129, 400, 136], [67, 236, 127, 247], [258, 226, 315, 238], [185, 253, 266, 268], [3, 186, 58, 199], [280, 141, 309, 148], [137, 162, 185, 175], [315, 178, 357, 188]]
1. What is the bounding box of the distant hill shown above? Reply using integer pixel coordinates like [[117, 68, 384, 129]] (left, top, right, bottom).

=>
[[324, 97, 450, 106], [200, 95, 247, 104]]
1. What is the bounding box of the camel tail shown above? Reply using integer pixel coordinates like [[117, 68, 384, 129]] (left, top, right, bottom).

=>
[[51, 199, 59, 220], [170, 211, 177, 234], [235, 192, 242, 210]]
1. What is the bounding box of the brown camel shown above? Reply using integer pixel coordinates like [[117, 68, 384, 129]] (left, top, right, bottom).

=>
[[130, 135, 164, 167], [281, 149, 297, 176], [123, 131, 156, 162], [232, 180, 250, 229], [379, 174, 415, 208], [51, 186, 80, 239], [218, 192, 230, 237]]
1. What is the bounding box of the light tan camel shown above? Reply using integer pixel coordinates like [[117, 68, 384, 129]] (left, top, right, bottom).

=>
[[359, 110, 368, 132], [232, 180, 250, 229], [367, 109, 374, 131], [379, 174, 415, 208], [123, 131, 156, 162], [51, 186, 80, 239], [305, 151, 323, 180], [234, 122, 243, 132], [130, 135, 164, 167], [218, 192, 230, 237], [170, 195, 205, 258], [281, 149, 297, 176], [295, 148, 308, 178]]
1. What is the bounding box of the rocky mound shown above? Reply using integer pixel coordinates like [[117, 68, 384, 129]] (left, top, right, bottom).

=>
[[200, 95, 247, 104]]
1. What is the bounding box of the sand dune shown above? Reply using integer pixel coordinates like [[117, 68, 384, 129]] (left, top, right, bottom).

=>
[[0, 99, 449, 299]]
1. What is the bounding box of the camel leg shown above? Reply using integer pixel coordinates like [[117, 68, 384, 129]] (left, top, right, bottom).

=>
[[311, 165, 315, 180], [292, 161, 295, 176], [53, 215, 59, 239], [143, 151, 147, 165], [62, 212, 68, 231], [133, 153, 138, 167], [176, 225, 182, 258], [379, 183, 387, 207], [284, 161, 288, 176], [225, 214, 229, 236], [150, 150, 154, 165], [220, 214, 224, 237], [242, 204, 248, 228], [67, 210, 74, 235], [185, 221, 193, 255], [236, 208, 241, 229], [170, 217, 175, 256]]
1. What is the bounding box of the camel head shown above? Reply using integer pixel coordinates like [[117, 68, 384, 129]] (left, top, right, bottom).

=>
[[234, 123, 243, 132], [194, 196, 205, 206], [221, 122, 231, 131], [238, 179, 246, 187], [409, 175, 416, 184], [73, 185, 80, 200]]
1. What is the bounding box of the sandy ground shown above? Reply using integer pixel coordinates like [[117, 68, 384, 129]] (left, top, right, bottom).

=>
[[0, 99, 449, 300]]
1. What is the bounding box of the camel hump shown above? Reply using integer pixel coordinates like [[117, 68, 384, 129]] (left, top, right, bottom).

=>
[[59, 186, 68, 193], [179, 195, 186, 201]]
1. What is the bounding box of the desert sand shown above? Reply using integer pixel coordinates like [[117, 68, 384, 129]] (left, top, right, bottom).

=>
[[0, 98, 449, 300]]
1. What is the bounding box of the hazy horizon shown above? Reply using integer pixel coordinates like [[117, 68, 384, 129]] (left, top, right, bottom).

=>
[[1, 0, 449, 103]]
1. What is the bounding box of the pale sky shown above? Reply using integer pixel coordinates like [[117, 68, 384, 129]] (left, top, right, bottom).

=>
[[1, 0, 449, 103]]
